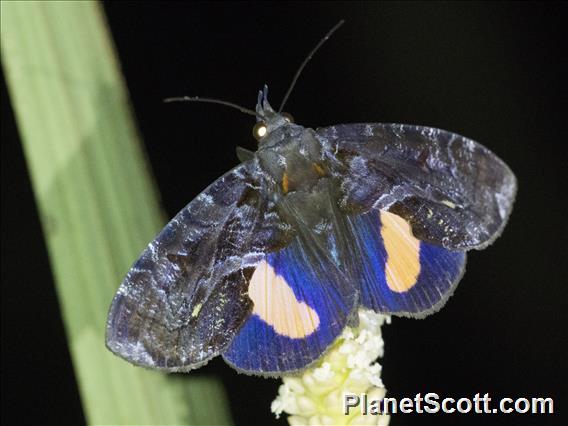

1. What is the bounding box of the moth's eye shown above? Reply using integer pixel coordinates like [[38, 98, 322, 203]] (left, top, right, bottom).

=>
[[253, 122, 267, 141], [282, 112, 294, 123]]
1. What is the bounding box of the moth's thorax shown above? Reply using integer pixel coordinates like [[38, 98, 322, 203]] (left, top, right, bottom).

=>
[[255, 121, 338, 232], [254, 91, 329, 201], [256, 123, 327, 194]]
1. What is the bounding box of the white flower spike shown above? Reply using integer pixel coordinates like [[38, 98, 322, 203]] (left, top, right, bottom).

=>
[[272, 310, 391, 425]]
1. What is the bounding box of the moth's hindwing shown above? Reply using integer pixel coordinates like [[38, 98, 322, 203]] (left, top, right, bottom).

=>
[[349, 209, 466, 317], [223, 215, 359, 375], [106, 162, 278, 371], [317, 123, 517, 251]]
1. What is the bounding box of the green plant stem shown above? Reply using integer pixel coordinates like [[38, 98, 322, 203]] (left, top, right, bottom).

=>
[[1, 1, 232, 424]]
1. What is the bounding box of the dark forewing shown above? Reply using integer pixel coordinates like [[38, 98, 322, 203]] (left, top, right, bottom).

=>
[[106, 162, 281, 371], [317, 123, 517, 250]]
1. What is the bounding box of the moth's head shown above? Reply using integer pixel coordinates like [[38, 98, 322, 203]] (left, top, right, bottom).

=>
[[253, 85, 295, 144]]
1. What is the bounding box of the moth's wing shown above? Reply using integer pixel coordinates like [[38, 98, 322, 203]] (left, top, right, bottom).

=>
[[317, 123, 517, 250], [348, 209, 466, 318], [222, 185, 359, 375], [106, 162, 281, 371]]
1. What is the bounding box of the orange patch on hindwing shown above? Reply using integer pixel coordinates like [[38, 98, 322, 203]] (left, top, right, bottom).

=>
[[248, 260, 320, 338], [380, 211, 421, 292]]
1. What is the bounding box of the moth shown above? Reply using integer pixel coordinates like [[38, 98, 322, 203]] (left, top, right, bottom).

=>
[[106, 22, 516, 376]]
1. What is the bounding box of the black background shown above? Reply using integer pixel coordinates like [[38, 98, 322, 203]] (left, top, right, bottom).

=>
[[2, 2, 567, 426]]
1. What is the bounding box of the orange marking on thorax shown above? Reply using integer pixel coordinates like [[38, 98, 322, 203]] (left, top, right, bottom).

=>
[[282, 172, 290, 194], [312, 162, 326, 176], [380, 211, 421, 292], [248, 260, 320, 338]]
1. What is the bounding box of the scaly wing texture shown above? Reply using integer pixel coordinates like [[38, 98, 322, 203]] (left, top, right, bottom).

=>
[[317, 123, 517, 250], [106, 162, 283, 371]]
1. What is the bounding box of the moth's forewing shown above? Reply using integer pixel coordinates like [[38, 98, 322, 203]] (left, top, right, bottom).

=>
[[312, 123, 516, 318], [106, 162, 276, 371], [317, 123, 517, 250]]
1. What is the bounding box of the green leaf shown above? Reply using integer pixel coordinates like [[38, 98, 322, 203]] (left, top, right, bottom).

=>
[[1, 1, 233, 424]]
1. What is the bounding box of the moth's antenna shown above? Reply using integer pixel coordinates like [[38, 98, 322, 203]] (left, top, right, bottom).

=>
[[164, 96, 261, 118], [278, 19, 345, 113]]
